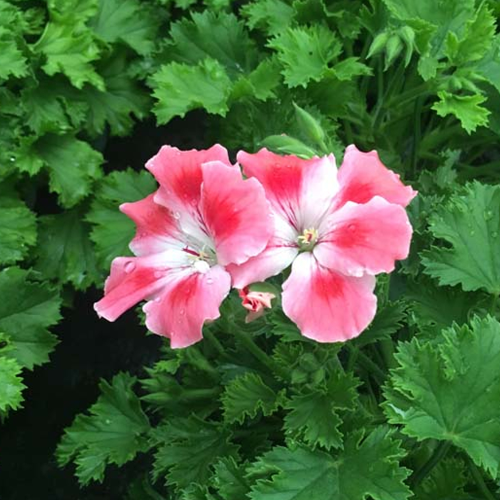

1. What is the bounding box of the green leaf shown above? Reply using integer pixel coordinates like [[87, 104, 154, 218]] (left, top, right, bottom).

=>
[[36, 134, 103, 208], [329, 57, 372, 81], [151, 58, 232, 124], [169, 11, 258, 75], [384, 316, 500, 479], [354, 301, 407, 347], [87, 169, 156, 269], [0, 195, 37, 266], [241, 0, 295, 35], [20, 78, 73, 135], [0, 356, 25, 413], [222, 372, 285, 424], [284, 371, 359, 450], [475, 37, 500, 94], [35, 208, 100, 290], [35, 20, 103, 90], [152, 417, 239, 489], [445, 3, 496, 65], [0, 39, 28, 80], [90, 0, 159, 56], [249, 427, 411, 500], [406, 279, 474, 331], [421, 182, 500, 295], [414, 458, 468, 500], [57, 373, 150, 485], [212, 457, 250, 500], [82, 53, 150, 136], [268, 26, 342, 88], [231, 58, 281, 102], [432, 91, 490, 134], [0, 267, 61, 370]]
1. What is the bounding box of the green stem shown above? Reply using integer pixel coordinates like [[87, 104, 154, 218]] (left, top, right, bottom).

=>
[[344, 120, 354, 145], [411, 96, 423, 177], [467, 457, 496, 500], [205, 329, 225, 356], [410, 441, 451, 487], [356, 350, 387, 382], [490, 294, 498, 315], [234, 330, 288, 379]]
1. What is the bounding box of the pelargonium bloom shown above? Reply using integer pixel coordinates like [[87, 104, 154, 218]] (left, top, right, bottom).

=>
[[94, 145, 272, 348], [229, 145, 416, 342], [239, 287, 276, 323]]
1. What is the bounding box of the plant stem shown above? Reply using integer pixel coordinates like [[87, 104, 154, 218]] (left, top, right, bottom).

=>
[[411, 96, 423, 177], [490, 294, 498, 315], [234, 330, 288, 379], [356, 350, 387, 382], [409, 441, 451, 487], [467, 457, 496, 500], [205, 329, 225, 356]]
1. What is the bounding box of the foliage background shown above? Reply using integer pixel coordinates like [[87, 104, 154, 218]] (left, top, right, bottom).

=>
[[1, 0, 500, 498]]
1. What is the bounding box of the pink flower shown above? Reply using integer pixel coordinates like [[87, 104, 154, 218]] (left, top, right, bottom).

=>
[[228, 145, 416, 343], [238, 287, 276, 323], [94, 145, 272, 348]]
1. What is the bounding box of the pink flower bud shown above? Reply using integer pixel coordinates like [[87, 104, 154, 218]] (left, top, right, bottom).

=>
[[238, 287, 276, 323]]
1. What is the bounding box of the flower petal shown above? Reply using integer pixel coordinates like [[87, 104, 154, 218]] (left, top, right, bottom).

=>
[[228, 241, 298, 288], [94, 250, 191, 321], [315, 196, 413, 276], [237, 148, 338, 231], [143, 265, 231, 348], [200, 161, 273, 266], [335, 145, 416, 209], [282, 253, 377, 342], [120, 193, 183, 256], [146, 144, 231, 209], [146, 144, 232, 249]]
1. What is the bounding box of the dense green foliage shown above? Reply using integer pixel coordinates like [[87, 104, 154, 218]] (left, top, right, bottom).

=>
[[1, 0, 500, 498]]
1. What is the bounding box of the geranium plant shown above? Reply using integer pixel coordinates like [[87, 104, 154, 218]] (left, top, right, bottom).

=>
[[1, 0, 500, 499]]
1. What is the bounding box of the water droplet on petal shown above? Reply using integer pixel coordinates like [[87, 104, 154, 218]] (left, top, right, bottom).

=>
[[173, 211, 181, 220], [348, 224, 356, 231], [154, 297, 161, 303], [180, 309, 185, 315], [154, 270, 165, 279], [206, 277, 214, 285], [124, 261, 135, 273], [193, 260, 210, 274]]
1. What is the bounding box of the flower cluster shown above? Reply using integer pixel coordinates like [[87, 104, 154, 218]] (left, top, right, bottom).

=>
[[95, 144, 415, 348]]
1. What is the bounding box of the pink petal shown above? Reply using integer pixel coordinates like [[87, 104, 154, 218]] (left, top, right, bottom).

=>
[[282, 253, 377, 342], [143, 265, 231, 348], [315, 196, 413, 276], [94, 251, 190, 321], [200, 161, 273, 266], [146, 145, 232, 247], [237, 149, 338, 231], [120, 193, 183, 256], [228, 241, 298, 288], [146, 144, 231, 210], [335, 145, 417, 209]]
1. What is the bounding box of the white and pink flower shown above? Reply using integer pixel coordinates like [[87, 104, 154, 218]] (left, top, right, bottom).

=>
[[95, 142, 415, 348], [229, 145, 416, 343], [94, 145, 272, 348]]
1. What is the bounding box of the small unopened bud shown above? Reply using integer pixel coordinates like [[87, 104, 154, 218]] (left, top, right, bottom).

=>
[[238, 287, 276, 323]]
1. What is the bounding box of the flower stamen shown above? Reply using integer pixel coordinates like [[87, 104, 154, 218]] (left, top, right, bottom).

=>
[[297, 228, 319, 250]]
